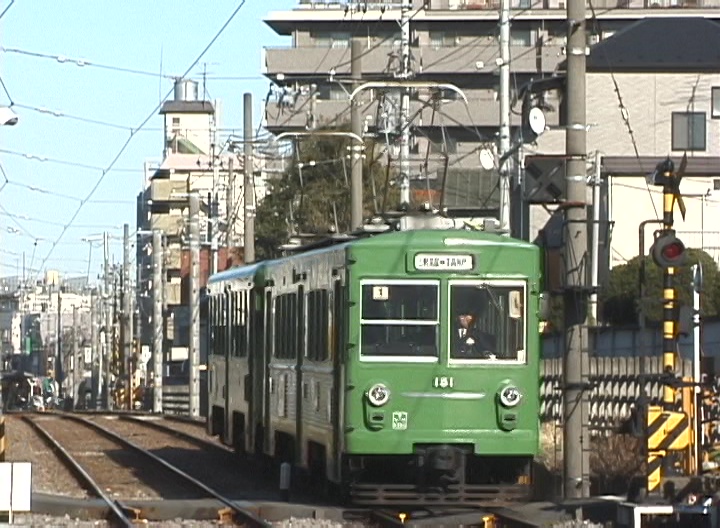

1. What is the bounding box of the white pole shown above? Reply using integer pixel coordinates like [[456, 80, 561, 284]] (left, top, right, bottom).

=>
[[590, 152, 601, 325], [399, 0, 411, 208], [692, 263, 702, 473], [498, 0, 511, 233]]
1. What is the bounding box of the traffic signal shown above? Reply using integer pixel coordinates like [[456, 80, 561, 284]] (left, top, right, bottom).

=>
[[651, 230, 687, 268]]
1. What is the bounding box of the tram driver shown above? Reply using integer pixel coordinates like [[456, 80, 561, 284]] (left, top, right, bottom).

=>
[[453, 310, 497, 360]]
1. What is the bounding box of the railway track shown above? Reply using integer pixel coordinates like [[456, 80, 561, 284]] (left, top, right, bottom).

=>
[[12, 411, 608, 527], [23, 413, 270, 527]]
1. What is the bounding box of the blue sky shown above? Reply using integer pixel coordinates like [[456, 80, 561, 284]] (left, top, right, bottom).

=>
[[0, 0, 294, 282]]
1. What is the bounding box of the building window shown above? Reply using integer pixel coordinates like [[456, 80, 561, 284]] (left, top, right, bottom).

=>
[[430, 31, 459, 48], [312, 31, 350, 49], [172, 117, 180, 126], [712, 87, 720, 118], [672, 112, 706, 151], [510, 29, 533, 46], [430, 137, 458, 154]]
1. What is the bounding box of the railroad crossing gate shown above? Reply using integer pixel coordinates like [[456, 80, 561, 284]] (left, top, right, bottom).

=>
[[646, 405, 692, 492], [0, 462, 32, 523]]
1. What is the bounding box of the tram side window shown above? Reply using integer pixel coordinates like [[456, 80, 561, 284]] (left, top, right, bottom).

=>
[[241, 291, 250, 357], [231, 291, 248, 358], [208, 296, 216, 355], [217, 294, 227, 356], [228, 292, 236, 357], [307, 289, 329, 362], [274, 293, 298, 359]]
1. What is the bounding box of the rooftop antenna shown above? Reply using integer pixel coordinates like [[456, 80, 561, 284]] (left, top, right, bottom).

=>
[[158, 45, 164, 105]]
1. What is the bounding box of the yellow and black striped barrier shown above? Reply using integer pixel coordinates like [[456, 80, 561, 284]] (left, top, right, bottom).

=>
[[647, 405, 691, 493], [0, 413, 5, 462]]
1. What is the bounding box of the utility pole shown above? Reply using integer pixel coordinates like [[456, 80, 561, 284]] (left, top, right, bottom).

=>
[[56, 281, 62, 397], [227, 157, 235, 247], [350, 37, 364, 231], [398, 0, 412, 209], [498, 0, 511, 234], [122, 223, 132, 410], [243, 93, 255, 264], [562, 0, 590, 501], [103, 232, 111, 410], [71, 305, 77, 410], [188, 193, 201, 418], [152, 230, 164, 414], [90, 288, 98, 409], [210, 102, 220, 275]]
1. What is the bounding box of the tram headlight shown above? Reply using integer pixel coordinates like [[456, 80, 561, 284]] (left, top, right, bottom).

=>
[[367, 383, 390, 407], [499, 385, 522, 408]]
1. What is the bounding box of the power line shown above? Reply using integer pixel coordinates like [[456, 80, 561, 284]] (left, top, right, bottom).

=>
[[0, 148, 143, 172], [14, 103, 133, 131], [2, 46, 178, 79], [587, 0, 659, 221], [32, 0, 249, 283], [0, 1, 16, 21]]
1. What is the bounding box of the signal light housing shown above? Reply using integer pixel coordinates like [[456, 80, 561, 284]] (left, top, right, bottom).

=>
[[651, 230, 688, 268]]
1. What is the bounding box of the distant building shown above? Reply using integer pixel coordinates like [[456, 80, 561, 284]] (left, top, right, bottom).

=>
[[0, 272, 92, 388], [135, 78, 266, 365]]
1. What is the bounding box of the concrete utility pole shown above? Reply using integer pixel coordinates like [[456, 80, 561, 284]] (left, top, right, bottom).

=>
[[122, 223, 132, 409], [90, 288, 98, 409], [152, 230, 164, 414], [227, 157, 235, 247], [243, 93, 255, 264], [498, 0, 511, 234], [562, 0, 590, 501], [71, 305, 77, 410], [589, 152, 601, 325], [103, 232, 112, 410], [350, 37, 364, 231], [398, 0, 412, 208], [188, 193, 201, 418]]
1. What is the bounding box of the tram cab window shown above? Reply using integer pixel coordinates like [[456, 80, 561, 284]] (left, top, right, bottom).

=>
[[360, 281, 439, 360], [450, 282, 525, 362]]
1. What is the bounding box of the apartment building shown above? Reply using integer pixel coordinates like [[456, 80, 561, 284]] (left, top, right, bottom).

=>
[[263, 0, 720, 234]]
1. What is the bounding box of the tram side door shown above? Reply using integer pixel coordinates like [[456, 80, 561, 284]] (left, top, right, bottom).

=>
[[261, 289, 273, 454], [224, 290, 232, 444], [295, 285, 305, 465]]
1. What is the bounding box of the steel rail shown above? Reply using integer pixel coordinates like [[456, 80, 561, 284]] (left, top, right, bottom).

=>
[[118, 415, 230, 453], [21, 416, 136, 527], [62, 414, 270, 528]]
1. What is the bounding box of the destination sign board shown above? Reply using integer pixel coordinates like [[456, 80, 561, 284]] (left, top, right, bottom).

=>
[[414, 253, 473, 271]]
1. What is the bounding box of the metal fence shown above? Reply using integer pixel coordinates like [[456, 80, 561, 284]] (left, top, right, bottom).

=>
[[541, 356, 693, 427]]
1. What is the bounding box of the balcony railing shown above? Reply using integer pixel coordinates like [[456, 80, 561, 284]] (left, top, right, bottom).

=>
[[429, 0, 717, 8], [297, 0, 407, 8]]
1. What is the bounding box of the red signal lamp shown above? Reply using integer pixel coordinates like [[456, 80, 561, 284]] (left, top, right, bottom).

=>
[[651, 230, 688, 268]]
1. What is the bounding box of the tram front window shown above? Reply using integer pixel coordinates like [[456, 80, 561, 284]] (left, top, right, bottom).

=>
[[360, 281, 439, 360], [450, 282, 525, 362]]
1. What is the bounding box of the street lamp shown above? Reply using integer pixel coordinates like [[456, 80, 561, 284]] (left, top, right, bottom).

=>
[[0, 106, 18, 126]]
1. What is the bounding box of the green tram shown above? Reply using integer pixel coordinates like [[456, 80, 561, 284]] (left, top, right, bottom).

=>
[[205, 217, 543, 505]]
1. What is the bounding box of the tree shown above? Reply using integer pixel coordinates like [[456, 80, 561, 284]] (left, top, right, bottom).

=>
[[601, 248, 720, 325], [255, 130, 398, 260]]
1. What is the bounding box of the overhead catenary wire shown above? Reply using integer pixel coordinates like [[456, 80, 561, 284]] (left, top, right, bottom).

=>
[[31, 0, 249, 283]]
